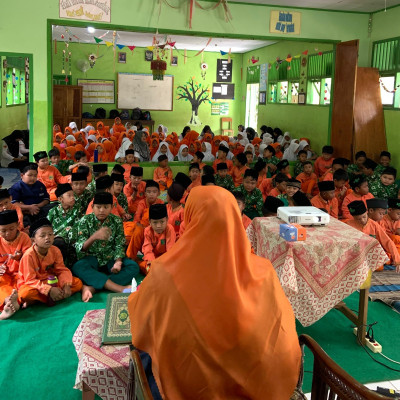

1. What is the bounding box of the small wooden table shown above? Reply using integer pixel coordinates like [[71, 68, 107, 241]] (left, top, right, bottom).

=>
[[247, 217, 388, 345]]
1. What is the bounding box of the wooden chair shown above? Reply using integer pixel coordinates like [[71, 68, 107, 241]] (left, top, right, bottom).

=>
[[220, 117, 234, 136], [297, 334, 392, 400], [126, 347, 154, 400]]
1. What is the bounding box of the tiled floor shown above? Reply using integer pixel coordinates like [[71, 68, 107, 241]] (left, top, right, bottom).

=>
[[304, 380, 400, 398]]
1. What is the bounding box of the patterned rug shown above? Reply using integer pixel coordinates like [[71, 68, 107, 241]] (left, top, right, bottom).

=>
[[369, 265, 400, 313]]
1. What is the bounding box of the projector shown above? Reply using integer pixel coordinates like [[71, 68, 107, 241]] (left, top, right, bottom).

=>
[[277, 206, 330, 225]]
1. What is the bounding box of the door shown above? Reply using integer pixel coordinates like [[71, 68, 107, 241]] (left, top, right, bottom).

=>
[[53, 85, 82, 130], [245, 83, 259, 129]]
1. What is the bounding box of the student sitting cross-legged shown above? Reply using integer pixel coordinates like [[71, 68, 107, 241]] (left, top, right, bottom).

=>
[[311, 181, 338, 218], [0, 210, 31, 320], [124, 166, 146, 215], [17, 218, 84, 307], [380, 199, 400, 254], [0, 189, 25, 232], [141, 204, 176, 275], [166, 183, 185, 240], [72, 192, 140, 301]]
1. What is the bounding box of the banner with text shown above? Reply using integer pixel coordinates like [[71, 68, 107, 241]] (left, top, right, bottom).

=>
[[270, 10, 301, 35], [59, 0, 111, 22]]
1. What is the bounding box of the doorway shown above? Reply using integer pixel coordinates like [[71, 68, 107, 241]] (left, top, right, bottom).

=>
[[245, 83, 259, 129]]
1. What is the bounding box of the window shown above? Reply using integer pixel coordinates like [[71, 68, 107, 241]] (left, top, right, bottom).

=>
[[245, 83, 259, 129], [306, 52, 333, 105], [5, 57, 26, 106], [372, 38, 400, 108], [268, 59, 299, 104]]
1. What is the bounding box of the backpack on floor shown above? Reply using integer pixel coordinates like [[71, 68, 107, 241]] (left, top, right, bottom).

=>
[[120, 110, 130, 120], [109, 109, 120, 119], [131, 107, 142, 120], [94, 107, 106, 119], [141, 111, 151, 121]]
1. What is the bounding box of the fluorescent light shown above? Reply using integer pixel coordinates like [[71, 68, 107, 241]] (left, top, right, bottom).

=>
[[87, 27, 95, 33]]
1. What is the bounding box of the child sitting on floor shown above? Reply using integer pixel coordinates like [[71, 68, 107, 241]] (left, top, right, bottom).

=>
[[188, 163, 201, 192], [361, 159, 379, 185], [72, 192, 139, 300], [380, 199, 400, 255], [367, 198, 388, 227], [192, 151, 206, 170], [121, 149, 139, 183], [233, 169, 263, 219], [201, 174, 215, 186], [245, 150, 254, 166], [166, 183, 185, 239], [346, 200, 400, 271], [369, 167, 399, 199], [213, 145, 233, 172], [313, 145, 334, 178], [232, 191, 252, 230], [333, 169, 350, 217], [71, 170, 92, 216], [277, 178, 301, 207], [347, 151, 367, 180], [110, 173, 129, 213], [311, 181, 338, 218], [262, 196, 284, 217], [254, 159, 267, 187], [9, 164, 51, 226], [0, 210, 31, 320], [124, 166, 146, 215], [0, 189, 24, 231], [375, 151, 392, 176], [18, 218, 84, 306], [341, 176, 374, 220], [296, 161, 318, 198], [231, 153, 249, 187], [141, 204, 176, 275], [269, 173, 289, 197], [214, 162, 235, 192], [293, 150, 308, 178], [321, 158, 346, 182], [48, 148, 73, 176], [87, 164, 109, 195], [275, 159, 291, 178], [262, 145, 279, 175], [153, 154, 173, 191]]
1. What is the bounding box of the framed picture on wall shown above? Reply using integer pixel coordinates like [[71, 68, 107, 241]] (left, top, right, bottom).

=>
[[145, 50, 153, 61], [118, 52, 126, 64], [298, 92, 306, 105], [259, 91, 266, 105], [171, 56, 178, 66]]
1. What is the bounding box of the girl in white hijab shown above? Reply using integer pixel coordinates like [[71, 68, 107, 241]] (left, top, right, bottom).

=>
[[115, 137, 133, 161], [157, 125, 168, 140], [258, 143, 268, 159], [152, 141, 174, 162], [177, 144, 193, 162], [283, 139, 300, 161], [237, 132, 249, 147], [65, 134, 76, 142], [220, 140, 234, 160], [201, 142, 215, 162], [69, 121, 79, 133], [85, 134, 97, 149], [244, 143, 256, 157], [81, 125, 94, 140], [279, 132, 292, 151]]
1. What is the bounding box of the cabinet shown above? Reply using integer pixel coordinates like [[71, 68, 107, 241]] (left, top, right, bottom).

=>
[[53, 85, 82, 131]]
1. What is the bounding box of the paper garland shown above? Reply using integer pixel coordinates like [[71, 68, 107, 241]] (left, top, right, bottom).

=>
[[379, 78, 400, 93]]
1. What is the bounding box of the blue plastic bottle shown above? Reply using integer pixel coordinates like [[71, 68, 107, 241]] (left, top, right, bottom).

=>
[[94, 149, 98, 163]]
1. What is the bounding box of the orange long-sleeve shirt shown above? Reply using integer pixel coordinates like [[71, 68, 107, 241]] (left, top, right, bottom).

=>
[[346, 218, 400, 264], [8, 203, 25, 231], [242, 213, 252, 230], [167, 203, 185, 239], [259, 178, 273, 200], [17, 245, 74, 295], [86, 194, 125, 218], [310, 195, 338, 218], [269, 187, 285, 197], [313, 156, 333, 178], [212, 159, 233, 173], [296, 172, 319, 196], [231, 165, 249, 187], [341, 192, 374, 220], [188, 176, 201, 193], [153, 167, 173, 191], [124, 181, 146, 214], [121, 162, 139, 183], [380, 214, 400, 236], [37, 165, 69, 201], [0, 231, 31, 277], [142, 224, 176, 262], [134, 198, 165, 227]]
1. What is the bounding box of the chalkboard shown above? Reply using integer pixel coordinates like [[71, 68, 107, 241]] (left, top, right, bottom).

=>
[[117, 73, 173, 111], [212, 83, 235, 100], [216, 59, 233, 82]]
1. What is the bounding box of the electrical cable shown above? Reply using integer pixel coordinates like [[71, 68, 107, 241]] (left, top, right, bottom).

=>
[[379, 353, 400, 366]]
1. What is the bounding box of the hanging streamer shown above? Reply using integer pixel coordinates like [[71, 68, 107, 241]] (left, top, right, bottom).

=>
[[184, 49, 187, 64], [54, 39, 57, 55], [228, 48, 231, 63]]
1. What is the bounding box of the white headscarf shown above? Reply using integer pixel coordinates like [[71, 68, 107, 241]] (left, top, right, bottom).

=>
[[85, 134, 97, 149], [81, 125, 94, 140], [283, 139, 300, 161], [259, 144, 268, 158], [177, 144, 193, 162], [220, 140, 234, 160], [279, 132, 292, 151], [152, 141, 174, 162], [202, 142, 215, 162], [69, 121, 78, 133], [158, 125, 168, 140], [115, 137, 132, 161], [65, 134, 76, 142], [244, 144, 256, 157], [298, 140, 309, 151], [263, 136, 274, 145]]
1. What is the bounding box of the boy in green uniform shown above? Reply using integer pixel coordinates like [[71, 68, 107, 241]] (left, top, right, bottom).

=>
[[369, 167, 399, 199], [214, 163, 235, 192], [234, 169, 263, 219]]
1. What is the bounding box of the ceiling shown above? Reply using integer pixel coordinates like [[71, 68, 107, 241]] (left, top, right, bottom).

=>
[[229, 0, 400, 13], [52, 26, 276, 53]]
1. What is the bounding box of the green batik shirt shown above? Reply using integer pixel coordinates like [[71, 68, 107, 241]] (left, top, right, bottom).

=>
[[87, 180, 96, 197], [74, 189, 93, 215], [51, 160, 73, 176], [347, 164, 361, 180], [234, 185, 263, 217], [277, 193, 290, 207], [48, 203, 83, 244], [375, 164, 391, 176], [263, 156, 280, 174], [117, 192, 129, 213], [215, 175, 235, 192], [75, 213, 125, 266], [367, 173, 379, 186], [294, 161, 305, 178], [369, 180, 399, 199]]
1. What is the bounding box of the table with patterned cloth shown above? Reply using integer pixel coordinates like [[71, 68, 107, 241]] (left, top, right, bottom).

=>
[[247, 217, 388, 337], [73, 309, 130, 400]]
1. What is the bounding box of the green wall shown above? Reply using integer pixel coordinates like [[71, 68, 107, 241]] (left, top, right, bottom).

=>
[[0, 56, 28, 140], [243, 41, 334, 152], [52, 43, 243, 135], [0, 0, 371, 153]]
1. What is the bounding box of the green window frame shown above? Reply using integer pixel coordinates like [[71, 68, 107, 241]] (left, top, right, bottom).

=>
[[5, 56, 26, 106], [306, 51, 333, 105]]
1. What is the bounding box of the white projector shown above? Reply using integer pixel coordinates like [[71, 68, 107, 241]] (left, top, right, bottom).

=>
[[277, 206, 330, 226]]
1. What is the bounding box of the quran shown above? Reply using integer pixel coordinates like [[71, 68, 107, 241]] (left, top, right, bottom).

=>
[[102, 293, 132, 345]]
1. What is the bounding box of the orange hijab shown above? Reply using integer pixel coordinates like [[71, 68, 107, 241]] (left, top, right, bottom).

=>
[[54, 132, 65, 145], [86, 142, 97, 158], [103, 140, 116, 161], [97, 121, 107, 137], [150, 138, 160, 159], [52, 143, 66, 160], [128, 186, 300, 400], [203, 133, 212, 143], [64, 127, 73, 136], [91, 143, 107, 162], [74, 131, 87, 147], [112, 117, 126, 134], [65, 146, 77, 161], [272, 142, 283, 159]]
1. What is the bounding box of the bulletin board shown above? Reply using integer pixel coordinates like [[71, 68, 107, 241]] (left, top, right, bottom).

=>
[[212, 83, 235, 100], [77, 79, 115, 104]]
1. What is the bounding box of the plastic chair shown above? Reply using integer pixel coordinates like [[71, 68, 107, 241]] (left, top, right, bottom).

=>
[[220, 117, 234, 136]]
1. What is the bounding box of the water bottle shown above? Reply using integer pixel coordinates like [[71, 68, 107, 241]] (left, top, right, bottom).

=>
[[94, 149, 98, 163], [48, 275, 58, 287]]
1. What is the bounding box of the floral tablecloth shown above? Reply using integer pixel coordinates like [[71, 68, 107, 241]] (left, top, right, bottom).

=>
[[73, 309, 130, 400], [247, 217, 388, 326]]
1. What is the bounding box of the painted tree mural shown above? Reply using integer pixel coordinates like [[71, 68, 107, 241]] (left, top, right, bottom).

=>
[[176, 77, 212, 125]]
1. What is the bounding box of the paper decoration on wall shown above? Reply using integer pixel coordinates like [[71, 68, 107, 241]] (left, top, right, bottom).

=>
[[217, 59, 233, 82], [212, 83, 234, 100], [379, 78, 400, 93], [76, 59, 90, 73], [59, 0, 111, 22], [251, 56, 259, 64], [259, 63, 268, 92], [200, 63, 208, 80], [269, 10, 301, 35], [211, 102, 229, 115], [176, 77, 211, 125]]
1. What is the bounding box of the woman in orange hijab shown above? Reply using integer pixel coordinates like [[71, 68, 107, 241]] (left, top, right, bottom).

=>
[[90, 142, 107, 162], [97, 121, 107, 137], [128, 186, 301, 400], [54, 132, 64, 145], [203, 132, 213, 144]]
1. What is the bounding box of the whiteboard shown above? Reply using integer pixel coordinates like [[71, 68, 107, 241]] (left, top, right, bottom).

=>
[[117, 73, 173, 111]]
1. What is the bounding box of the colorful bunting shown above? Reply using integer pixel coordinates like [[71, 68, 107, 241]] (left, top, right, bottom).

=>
[[116, 44, 125, 50], [127, 45, 136, 52], [302, 50, 308, 55], [105, 41, 113, 47], [94, 37, 103, 43], [220, 50, 228, 56], [147, 46, 154, 51], [286, 57, 292, 63]]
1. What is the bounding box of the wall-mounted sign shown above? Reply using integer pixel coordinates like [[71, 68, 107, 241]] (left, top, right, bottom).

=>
[[216, 59, 233, 83], [270, 10, 301, 35], [59, 0, 111, 23]]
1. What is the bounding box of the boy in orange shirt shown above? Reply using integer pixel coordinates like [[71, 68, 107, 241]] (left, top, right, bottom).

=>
[[296, 161, 318, 198], [124, 166, 146, 215], [233, 192, 252, 230], [187, 163, 201, 192], [212, 145, 233, 172], [313, 145, 334, 178], [192, 151, 206, 170], [121, 150, 139, 183], [341, 176, 374, 220], [0, 210, 31, 320], [311, 181, 338, 218], [35, 151, 69, 201], [366, 198, 388, 224], [275, 159, 291, 179], [321, 158, 346, 182], [380, 199, 400, 255], [231, 153, 249, 187], [346, 201, 400, 271], [333, 169, 350, 217], [0, 189, 24, 231], [166, 183, 185, 239], [153, 154, 173, 191], [269, 173, 288, 197], [17, 218, 84, 307], [141, 204, 176, 275]]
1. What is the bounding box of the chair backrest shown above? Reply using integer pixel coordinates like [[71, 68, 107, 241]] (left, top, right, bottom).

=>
[[220, 117, 233, 130], [299, 334, 392, 400], [126, 348, 154, 400]]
